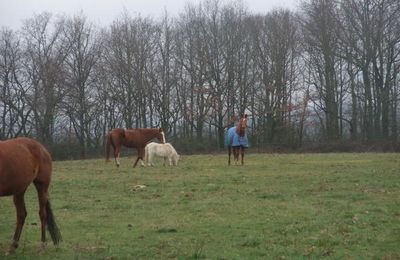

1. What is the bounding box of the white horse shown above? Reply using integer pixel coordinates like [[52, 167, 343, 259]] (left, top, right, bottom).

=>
[[145, 142, 179, 166]]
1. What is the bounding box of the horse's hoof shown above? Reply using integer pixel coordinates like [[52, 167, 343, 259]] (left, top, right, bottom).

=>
[[37, 242, 47, 253], [5, 246, 16, 256], [6, 240, 18, 256]]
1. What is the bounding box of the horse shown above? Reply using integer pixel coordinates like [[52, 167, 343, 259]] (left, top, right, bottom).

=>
[[0, 137, 61, 255], [105, 128, 166, 168], [225, 114, 249, 165], [145, 142, 179, 166]]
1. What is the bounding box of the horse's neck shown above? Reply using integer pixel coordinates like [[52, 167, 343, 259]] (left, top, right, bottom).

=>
[[237, 127, 245, 137], [141, 129, 159, 142]]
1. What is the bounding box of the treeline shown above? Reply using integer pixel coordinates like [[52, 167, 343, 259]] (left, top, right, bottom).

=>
[[1, 0, 400, 159]]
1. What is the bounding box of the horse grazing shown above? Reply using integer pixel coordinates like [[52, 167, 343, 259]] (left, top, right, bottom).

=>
[[145, 142, 179, 166], [105, 128, 166, 167], [225, 114, 249, 165], [0, 137, 61, 255]]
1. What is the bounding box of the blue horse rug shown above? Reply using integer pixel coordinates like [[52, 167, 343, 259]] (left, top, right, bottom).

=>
[[225, 126, 249, 148]]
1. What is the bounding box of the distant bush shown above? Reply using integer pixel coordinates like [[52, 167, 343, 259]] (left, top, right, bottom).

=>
[[49, 142, 103, 160], [298, 141, 400, 153]]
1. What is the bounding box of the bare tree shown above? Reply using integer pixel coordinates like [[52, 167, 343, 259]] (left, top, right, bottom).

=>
[[339, 0, 400, 141], [62, 13, 102, 157], [103, 13, 157, 129], [0, 28, 31, 138], [176, 4, 215, 141], [153, 13, 177, 132], [301, 0, 340, 141], [21, 12, 69, 145], [253, 10, 300, 144]]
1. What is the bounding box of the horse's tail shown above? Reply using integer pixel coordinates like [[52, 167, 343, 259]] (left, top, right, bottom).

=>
[[105, 133, 111, 162], [46, 200, 62, 245]]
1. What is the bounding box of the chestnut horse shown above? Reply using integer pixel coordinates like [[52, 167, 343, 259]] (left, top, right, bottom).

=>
[[0, 137, 61, 255], [105, 128, 166, 168], [226, 114, 249, 165]]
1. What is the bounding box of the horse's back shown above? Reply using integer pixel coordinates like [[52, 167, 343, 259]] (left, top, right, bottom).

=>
[[147, 142, 174, 157], [119, 129, 143, 147], [154, 143, 169, 157], [15, 137, 52, 167], [109, 128, 125, 142], [146, 142, 158, 148], [21, 138, 52, 182], [0, 138, 52, 196]]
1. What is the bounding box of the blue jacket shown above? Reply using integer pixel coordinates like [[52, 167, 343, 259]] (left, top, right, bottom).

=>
[[225, 126, 249, 147]]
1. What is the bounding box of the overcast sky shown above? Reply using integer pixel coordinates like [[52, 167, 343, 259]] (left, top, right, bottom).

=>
[[0, 0, 299, 29]]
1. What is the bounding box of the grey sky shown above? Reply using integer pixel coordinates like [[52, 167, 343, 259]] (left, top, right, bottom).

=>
[[0, 0, 299, 29]]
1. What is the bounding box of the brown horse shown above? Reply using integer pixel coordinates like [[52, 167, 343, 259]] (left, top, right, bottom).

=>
[[0, 137, 61, 255], [226, 114, 248, 165], [105, 128, 166, 167]]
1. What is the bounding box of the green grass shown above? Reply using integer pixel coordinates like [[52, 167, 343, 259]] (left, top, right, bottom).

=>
[[1, 153, 399, 259]]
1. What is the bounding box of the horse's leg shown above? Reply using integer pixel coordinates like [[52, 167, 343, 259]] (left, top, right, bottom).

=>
[[163, 156, 170, 166], [241, 147, 245, 165], [133, 148, 144, 167], [228, 146, 231, 165], [144, 147, 149, 166], [234, 147, 239, 165], [110, 138, 119, 167], [148, 151, 154, 166], [235, 147, 238, 165], [139, 148, 145, 167], [168, 157, 172, 166], [232, 147, 236, 165], [133, 156, 140, 167], [114, 145, 121, 168], [6, 193, 27, 255], [165, 156, 172, 166], [34, 181, 49, 251]]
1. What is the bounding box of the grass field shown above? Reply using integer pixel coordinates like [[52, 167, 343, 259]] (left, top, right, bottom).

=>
[[0, 153, 399, 259]]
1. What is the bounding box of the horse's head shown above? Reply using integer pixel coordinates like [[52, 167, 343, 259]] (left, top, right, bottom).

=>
[[157, 128, 166, 143], [237, 114, 248, 137]]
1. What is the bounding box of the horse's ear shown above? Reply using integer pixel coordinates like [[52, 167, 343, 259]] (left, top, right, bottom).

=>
[[159, 128, 163, 132]]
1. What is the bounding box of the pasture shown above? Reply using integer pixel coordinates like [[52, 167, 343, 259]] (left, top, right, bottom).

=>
[[0, 153, 399, 259]]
